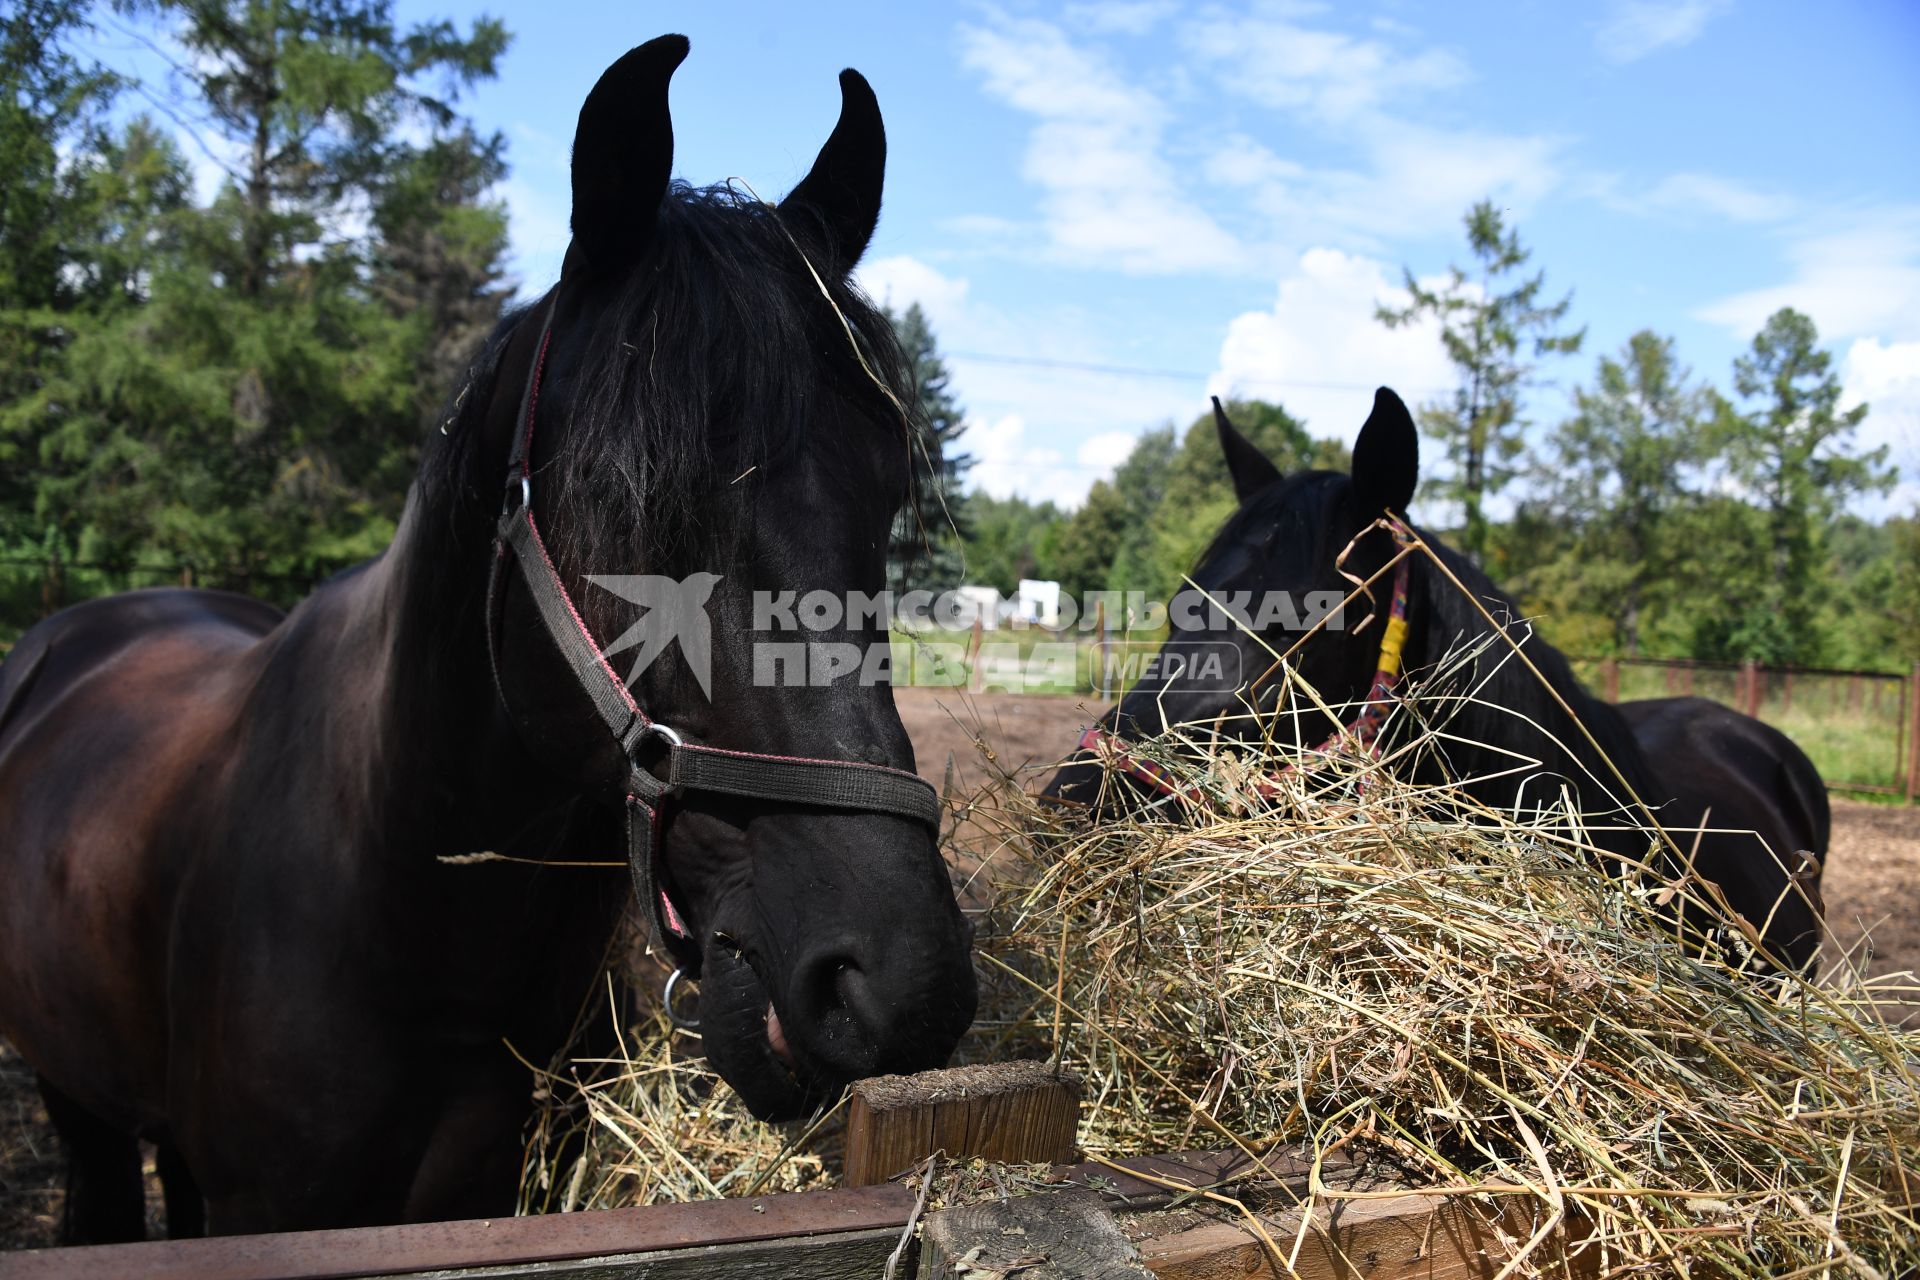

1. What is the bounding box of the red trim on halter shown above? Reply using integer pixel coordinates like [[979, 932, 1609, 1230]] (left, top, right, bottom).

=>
[[1079, 528, 1414, 802], [494, 296, 942, 957]]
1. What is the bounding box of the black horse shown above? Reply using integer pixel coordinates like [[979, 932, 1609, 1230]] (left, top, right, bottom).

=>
[[1048, 388, 1826, 971], [0, 36, 975, 1241]]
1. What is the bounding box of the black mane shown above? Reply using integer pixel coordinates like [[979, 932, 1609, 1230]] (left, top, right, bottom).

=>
[[424, 181, 915, 569], [1409, 525, 1658, 825]]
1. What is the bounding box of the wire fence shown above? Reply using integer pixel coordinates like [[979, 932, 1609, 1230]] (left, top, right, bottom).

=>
[[1570, 655, 1919, 801]]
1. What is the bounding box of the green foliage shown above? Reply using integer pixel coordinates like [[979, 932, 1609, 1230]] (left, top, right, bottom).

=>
[[0, 0, 512, 630], [888, 303, 973, 593], [962, 493, 1065, 596], [953, 398, 1351, 611], [1051, 478, 1130, 599], [1378, 200, 1584, 562], [1532, 331, 1714, 655], [1698, 308, 1894, 664], [0, 0, 125, 541]]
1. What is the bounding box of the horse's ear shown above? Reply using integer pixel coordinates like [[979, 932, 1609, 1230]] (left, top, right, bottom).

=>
[[780, 69, 885, 270], [1350, 386, 1419, 517], [1213, 397, 1282, 501], [569, 35, 689, 277]]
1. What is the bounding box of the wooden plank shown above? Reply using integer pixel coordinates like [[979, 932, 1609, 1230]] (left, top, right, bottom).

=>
[[0, 1185, 918, 1280], [386, 1225, 907, 1279], [1050, 1148, 1321, 1209], [845, 1060, 1081, 1187], [1136, 1191, 1595, 1280], [921, 1188, 1153, 1280]]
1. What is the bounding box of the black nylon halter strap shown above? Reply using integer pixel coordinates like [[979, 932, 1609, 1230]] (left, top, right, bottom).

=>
[[484, 289, 942, 977]]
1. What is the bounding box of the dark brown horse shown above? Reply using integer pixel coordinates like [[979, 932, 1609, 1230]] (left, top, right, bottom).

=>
[[0, 36, 975, 1242], [1048, 389, 1826, 971]]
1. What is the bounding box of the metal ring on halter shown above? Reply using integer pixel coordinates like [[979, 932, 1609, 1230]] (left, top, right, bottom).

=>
[[633, 721, 683, 750], [501, 473, 531, 517], [662, 968, 700, 1033]]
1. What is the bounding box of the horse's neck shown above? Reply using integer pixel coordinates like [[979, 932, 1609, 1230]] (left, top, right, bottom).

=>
[[1409, 562, 1653, 840], [284, 485, 561, 854]]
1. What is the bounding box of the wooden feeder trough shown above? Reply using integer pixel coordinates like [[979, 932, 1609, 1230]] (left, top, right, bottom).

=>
[[6, 1062, 1591, 1280]]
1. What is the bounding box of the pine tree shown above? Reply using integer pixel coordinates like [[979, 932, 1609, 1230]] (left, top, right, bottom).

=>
[[1377, 201, 1583, 562], [1706, 308, 1894, 663], [888, 303, 973, 593]]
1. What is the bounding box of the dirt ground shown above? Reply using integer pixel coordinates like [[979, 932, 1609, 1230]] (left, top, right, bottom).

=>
[[2, 688, 1914, 1250]]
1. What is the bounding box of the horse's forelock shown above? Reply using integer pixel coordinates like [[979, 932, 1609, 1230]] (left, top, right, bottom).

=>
[[548, 182, 911, 572]]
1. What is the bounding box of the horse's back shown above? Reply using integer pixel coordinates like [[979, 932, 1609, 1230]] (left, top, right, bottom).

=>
[[0, 589, 282, 1128], [1617, 695, 1826, 968], [1618, 696, 1828, 855], [1, 588, 281, 727]]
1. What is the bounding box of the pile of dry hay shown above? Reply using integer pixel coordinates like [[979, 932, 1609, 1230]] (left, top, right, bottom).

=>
[[521, 671, 1919, 1276]]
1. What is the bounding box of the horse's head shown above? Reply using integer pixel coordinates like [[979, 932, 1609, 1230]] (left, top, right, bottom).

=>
[[480, 37, 974, 1119], [1047, 388, 1421, 810]]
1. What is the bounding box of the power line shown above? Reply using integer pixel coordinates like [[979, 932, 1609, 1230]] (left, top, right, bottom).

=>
[[946, 350, 1451, 397]]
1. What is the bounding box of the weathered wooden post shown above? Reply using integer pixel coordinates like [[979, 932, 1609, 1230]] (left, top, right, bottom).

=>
[[844, 1061, 1082, 1188], [966, 617, 984, 694], [1601, 656, 1619, 704], [1683, 658, 1695, 696], [1742, 658, 1760, 717], [1782, 668, 1793, 714], [1907, 662, 1920, 805]]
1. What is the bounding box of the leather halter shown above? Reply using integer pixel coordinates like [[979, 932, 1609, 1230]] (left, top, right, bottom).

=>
[[485, 293, 942, 975], [1078, 524, 1415, 803]]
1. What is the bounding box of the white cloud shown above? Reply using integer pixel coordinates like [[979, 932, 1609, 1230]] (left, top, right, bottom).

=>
[[1621, 172, 1795, 224], [1209, 248, 1459, 445], [857, 255, 972, 334], [1078, 430, 1141, 472], [1841, 338, 1920, 517], [1695, 207, 1920, 343], [1180, 10, 1469, 123], [1207, 123, 1562, 254], [964, 413, 1081, 508], [1062, 0, 1177, 35], [1595, 0, 1733, 63], [1177, 12, 1562, 256], [956, 14, 1243, 273], [853, 256, 1198, 504]]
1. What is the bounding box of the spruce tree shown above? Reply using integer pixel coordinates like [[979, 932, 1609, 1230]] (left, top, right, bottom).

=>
[[888, 303, 973, 593], [8, 0, 513, 598]]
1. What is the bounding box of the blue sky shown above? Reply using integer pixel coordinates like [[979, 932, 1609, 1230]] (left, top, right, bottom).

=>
[[91, 1, 1920, 516]]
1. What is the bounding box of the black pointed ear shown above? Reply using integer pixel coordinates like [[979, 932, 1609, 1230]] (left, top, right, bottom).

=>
[[1351, 387, 1419, 516], [569, 35, 689, 277], [780, 69, 885, 270], [1213, 397, 1282, 501]]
